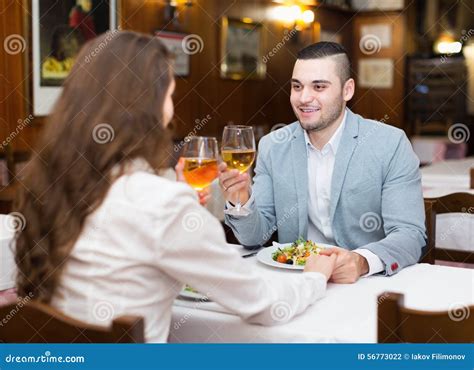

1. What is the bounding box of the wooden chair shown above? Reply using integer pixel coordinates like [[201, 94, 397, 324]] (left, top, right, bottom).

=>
[[420, 198, 437, 264], [0, 300, 144, 343], [378, 292, 474, 343], [422, 193, 474, 265]]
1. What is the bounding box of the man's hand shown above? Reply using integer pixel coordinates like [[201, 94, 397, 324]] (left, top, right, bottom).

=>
[[175, 158, 211, 206], [218, 162, 251, 205], [319, 247, 369, 283]]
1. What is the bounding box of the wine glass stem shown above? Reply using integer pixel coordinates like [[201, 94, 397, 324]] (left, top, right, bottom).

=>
[[235, 190, 242, 212]]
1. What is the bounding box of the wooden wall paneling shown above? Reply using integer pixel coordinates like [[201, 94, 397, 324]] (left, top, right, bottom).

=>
[[0, 0, 33, 155], [351, 12, 407, 129], [181, 0, 218, 138], [0, 0, 9, 145]]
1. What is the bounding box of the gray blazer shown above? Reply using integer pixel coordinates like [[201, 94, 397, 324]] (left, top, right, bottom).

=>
[[225, 108, 426, 276]]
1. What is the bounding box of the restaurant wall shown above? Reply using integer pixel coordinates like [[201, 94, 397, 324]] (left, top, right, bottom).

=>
[[2, 0, 404, 158], [351, 11, 407, 128], [119, 0, 354, 139]]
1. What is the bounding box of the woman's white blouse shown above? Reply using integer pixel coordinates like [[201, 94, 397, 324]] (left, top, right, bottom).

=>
[[51, 163, 327, 342]]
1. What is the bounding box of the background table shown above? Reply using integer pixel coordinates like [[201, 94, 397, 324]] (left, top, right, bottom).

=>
[[169, 245, 474, 343], [411, 136, 467, 165], [421, 157, 473, 188]]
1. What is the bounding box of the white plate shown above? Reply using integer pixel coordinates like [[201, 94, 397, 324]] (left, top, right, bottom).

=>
[[178, 287, 210, 301], [256, 242, 335, 270]]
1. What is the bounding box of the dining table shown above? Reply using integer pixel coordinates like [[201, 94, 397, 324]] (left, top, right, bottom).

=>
[[169, 244, 474, 343]]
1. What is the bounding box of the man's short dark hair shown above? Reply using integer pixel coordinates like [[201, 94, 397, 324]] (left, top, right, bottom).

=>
[[297, 42, 351, 84]]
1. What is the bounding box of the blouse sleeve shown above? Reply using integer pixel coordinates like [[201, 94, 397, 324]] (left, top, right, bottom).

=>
[[152, 184, 327, 325]]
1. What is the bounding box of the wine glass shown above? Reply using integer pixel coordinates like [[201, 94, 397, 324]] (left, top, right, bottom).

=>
[[221, 125, 256, 216], [181, 137, 219, 191]]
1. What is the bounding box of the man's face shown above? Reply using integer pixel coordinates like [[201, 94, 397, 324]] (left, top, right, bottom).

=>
[[290, 57, 353, 132]]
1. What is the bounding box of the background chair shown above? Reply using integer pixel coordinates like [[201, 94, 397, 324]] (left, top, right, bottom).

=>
[[422, 193, 474, 265], [0, 300, 144, 343], [378, 292, 474, 343]]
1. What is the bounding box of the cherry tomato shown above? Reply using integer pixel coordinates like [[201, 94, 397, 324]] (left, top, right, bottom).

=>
[[277, 254, 287, 263]]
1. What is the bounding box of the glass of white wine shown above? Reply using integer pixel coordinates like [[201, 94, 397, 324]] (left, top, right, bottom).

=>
[[182, 137, 219, 191], [221, 125, 256, 216]]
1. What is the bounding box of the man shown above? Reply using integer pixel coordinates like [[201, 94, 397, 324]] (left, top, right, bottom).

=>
[[219, 42, 426, 283]]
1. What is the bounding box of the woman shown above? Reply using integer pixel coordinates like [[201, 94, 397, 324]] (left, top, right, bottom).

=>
[[15, 31, 336, 342]]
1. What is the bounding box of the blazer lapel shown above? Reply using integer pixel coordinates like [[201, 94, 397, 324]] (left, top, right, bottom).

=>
[[290, 125, 309, 238], [329, 109, 360, 223]]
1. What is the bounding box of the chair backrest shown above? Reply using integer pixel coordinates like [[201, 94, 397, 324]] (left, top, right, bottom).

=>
[[421, 199, 436, 264], [422, 193, 474, 265], [0, 300, 144, 343], [378, 292, 474, 343]]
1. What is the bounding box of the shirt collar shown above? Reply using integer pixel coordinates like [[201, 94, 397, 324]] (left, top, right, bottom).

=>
[[304, 108, 347, 155]]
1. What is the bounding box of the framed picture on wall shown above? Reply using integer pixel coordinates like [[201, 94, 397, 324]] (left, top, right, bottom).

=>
[[220, 17, 266, 80], [32, 0, 119, 116], [155, 31, 190, 77]]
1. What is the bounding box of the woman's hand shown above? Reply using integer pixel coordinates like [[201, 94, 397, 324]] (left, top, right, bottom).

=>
[[303, 253, 337, 281], [175, 158, 211, 206]]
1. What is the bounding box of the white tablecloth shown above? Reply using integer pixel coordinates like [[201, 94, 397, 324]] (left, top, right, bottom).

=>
[[169, 245, 474, 343]]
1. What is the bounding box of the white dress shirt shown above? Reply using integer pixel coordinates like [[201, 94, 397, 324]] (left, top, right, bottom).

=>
[[304, 110, 384, 276], [51, 159, 327, 342]]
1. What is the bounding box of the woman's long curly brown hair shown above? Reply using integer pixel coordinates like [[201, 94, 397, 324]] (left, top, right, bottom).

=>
[[15, 31, 173, 303]]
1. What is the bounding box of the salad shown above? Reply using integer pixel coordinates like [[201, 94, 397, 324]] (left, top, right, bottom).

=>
[[272, 238, 324, 266]]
